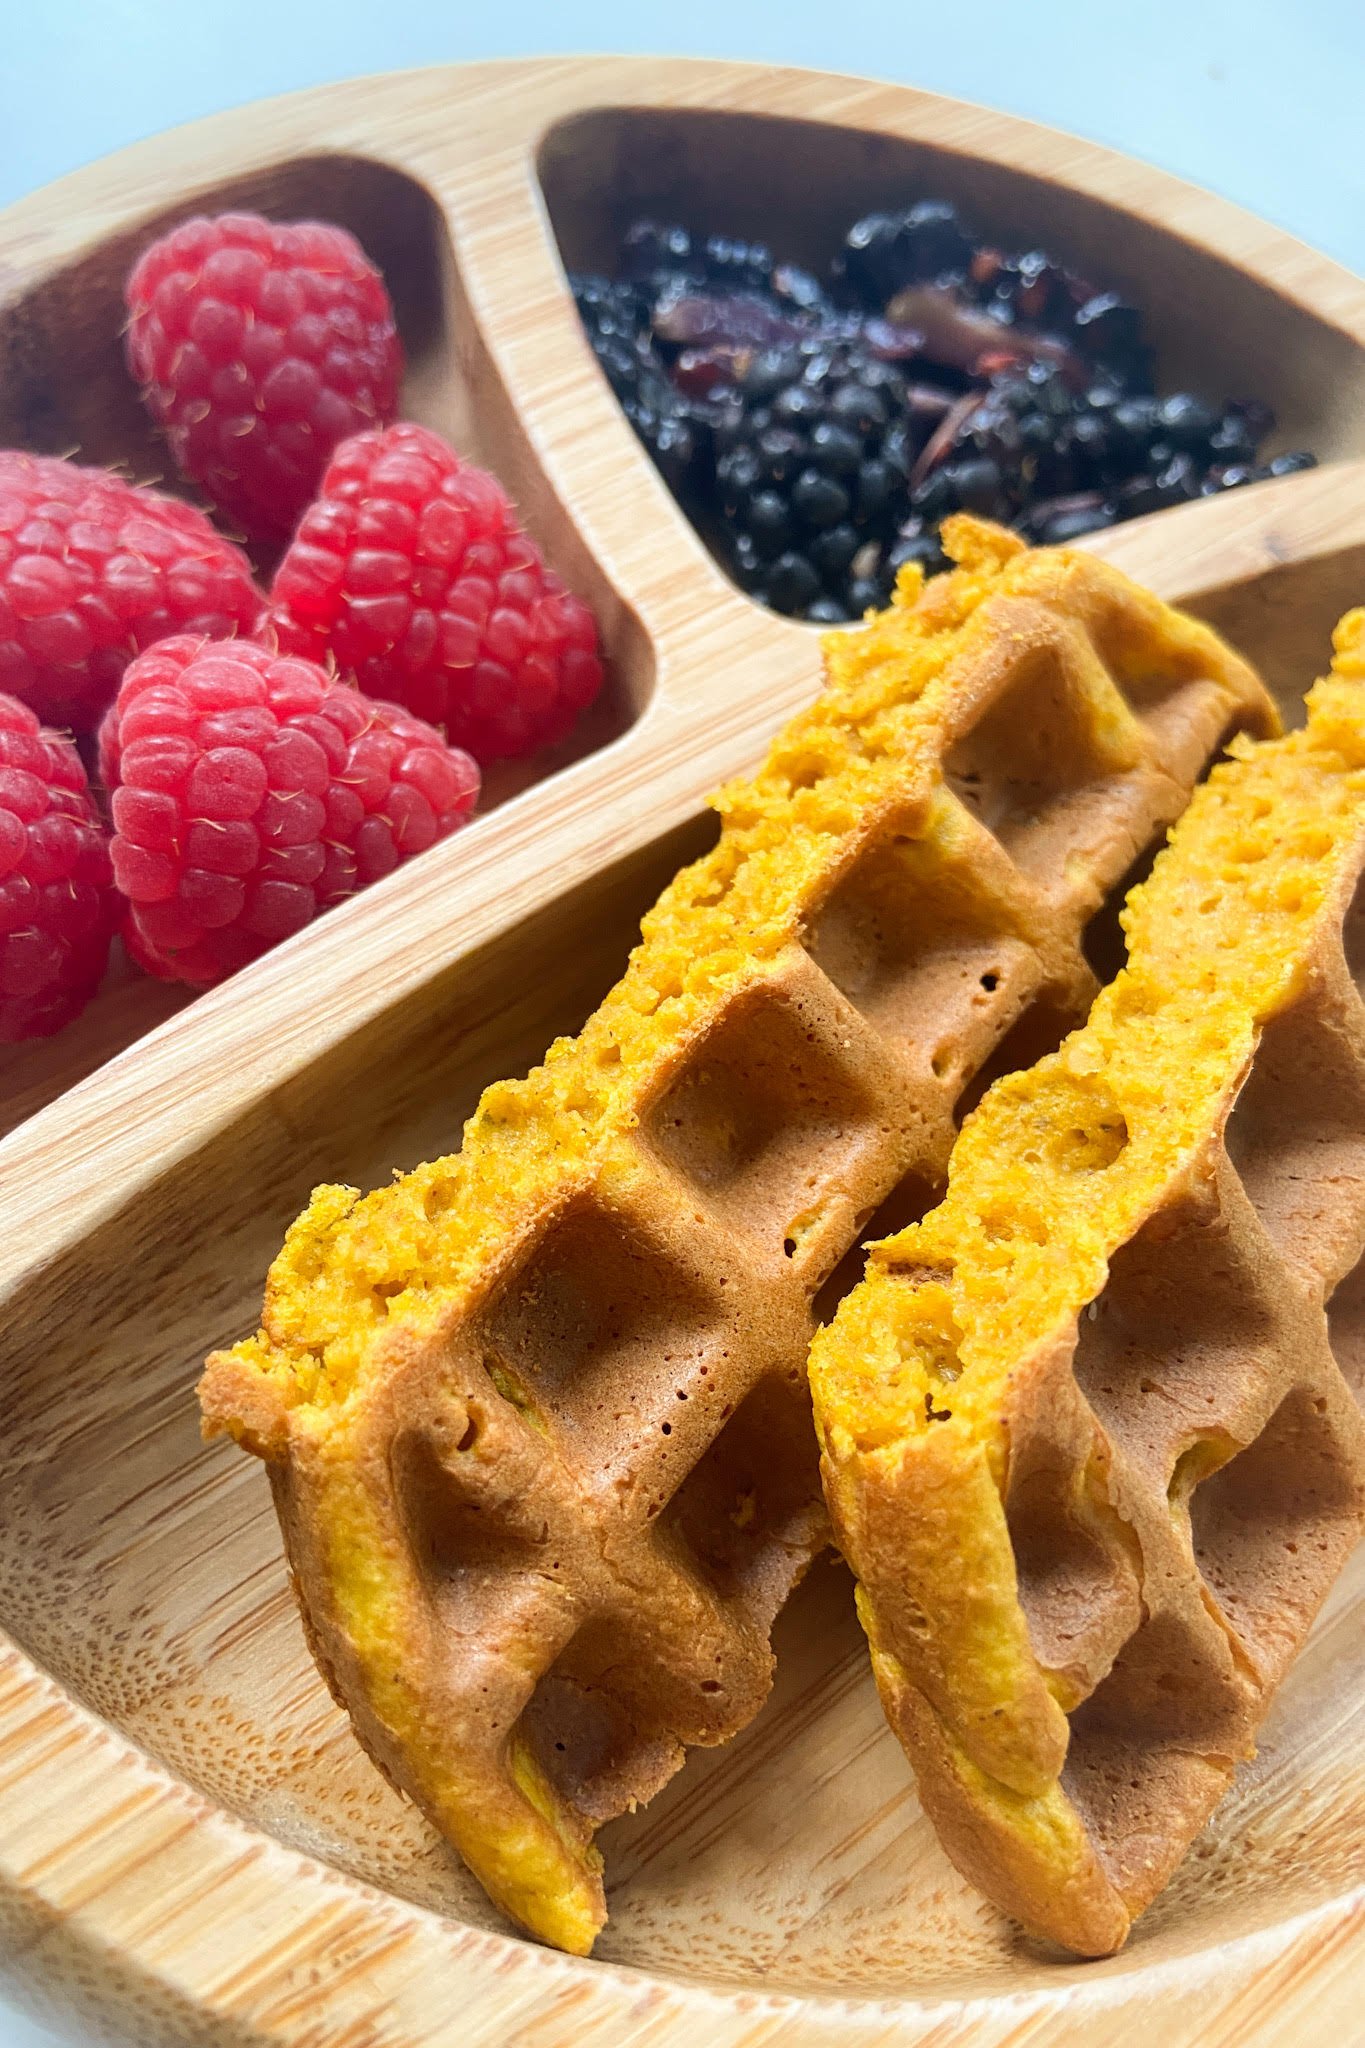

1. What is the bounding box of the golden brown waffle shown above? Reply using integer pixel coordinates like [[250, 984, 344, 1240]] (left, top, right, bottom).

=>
[[811, 612, 1365, 1957], [200, 518, 1273, 1954]]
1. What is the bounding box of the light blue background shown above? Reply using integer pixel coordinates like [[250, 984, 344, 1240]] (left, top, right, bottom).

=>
[[0, 2, 1360, 2042], [4, 0, 1365, 272]]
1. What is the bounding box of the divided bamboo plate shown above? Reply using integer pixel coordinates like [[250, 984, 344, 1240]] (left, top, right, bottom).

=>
[[0, 55, 1363, 2048]]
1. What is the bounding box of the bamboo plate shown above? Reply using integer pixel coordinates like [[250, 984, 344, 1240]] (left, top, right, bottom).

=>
[[0, 56, 1362, 2048]]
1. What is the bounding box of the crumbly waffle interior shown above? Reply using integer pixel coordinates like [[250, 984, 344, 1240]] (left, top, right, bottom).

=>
[[811, 609, 1365, 1950], [202, 515, 1273, 1954]]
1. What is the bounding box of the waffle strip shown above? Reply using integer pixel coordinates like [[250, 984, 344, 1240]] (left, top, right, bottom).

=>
[[810, 615, 1365, 1955], [201, 518, 1272, 1953]]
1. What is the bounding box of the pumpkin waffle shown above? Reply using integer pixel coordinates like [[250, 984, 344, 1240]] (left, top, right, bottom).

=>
[[810, 611, 1365, 1957], [200, 517, 1272, 1954]]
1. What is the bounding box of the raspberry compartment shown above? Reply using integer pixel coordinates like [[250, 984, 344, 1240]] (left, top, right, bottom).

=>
[[0, 148, 653, 1132], [0, 56, 1363, 2048]]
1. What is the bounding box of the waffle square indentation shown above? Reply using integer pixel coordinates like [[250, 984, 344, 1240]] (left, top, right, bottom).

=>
[[1225, 998, 1365, 1294], [474, 1192, 740, 1485], [1186, 1383, 1365, 1685], [1327, 1249, 1365, 1404], [1061, 1608, 1249, 1902], [1070, 1204, 1283, 1485], [642, 977, 897, 1267], [944, 628, 1138, 878], [659, 1372, 822, 1605], [803, 827, 1042, 1078]]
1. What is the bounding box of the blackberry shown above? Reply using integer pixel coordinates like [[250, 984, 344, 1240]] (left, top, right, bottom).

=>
[[918, 364, 1312, 546], [711, 337, 940, 614], [571, 206, 1316, 624]]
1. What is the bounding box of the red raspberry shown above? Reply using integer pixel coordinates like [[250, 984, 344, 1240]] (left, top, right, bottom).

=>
[[0, 694, 116, 1040], [103, 636, 479, 987], [267, 423, 604, 762], [125, 212, 403, 544], [0, 451, 263, 733]]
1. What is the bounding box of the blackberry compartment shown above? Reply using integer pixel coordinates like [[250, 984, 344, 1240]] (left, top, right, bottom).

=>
[[541, 106, 1358, 623]]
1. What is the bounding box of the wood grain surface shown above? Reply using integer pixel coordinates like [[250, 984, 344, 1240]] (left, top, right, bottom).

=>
[[0, 55, 1361, 2048]]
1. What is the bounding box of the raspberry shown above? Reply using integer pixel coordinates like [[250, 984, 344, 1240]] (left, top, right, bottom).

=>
[[0, 451, 263, 733], [125, 212, 403, 544], [103, 636, 479, 987], [267, 423, 604, 762], [0, 694, 116, 1040]]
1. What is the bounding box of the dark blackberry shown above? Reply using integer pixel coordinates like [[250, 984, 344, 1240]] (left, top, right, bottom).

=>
[[703, 331, 939, 614]]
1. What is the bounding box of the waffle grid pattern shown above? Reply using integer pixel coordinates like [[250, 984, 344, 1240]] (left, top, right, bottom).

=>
[[1036, 942, 1365, 1933], [204, 531, 1272, 1951], [812, 666, 1365, 1955]]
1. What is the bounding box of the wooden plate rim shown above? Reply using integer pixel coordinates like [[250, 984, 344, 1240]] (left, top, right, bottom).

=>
[[0, 56, 1361, 2046]]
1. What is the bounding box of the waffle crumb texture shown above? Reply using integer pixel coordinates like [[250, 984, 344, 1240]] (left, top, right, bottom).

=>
[[199, 516, 1273, 1953], [811, 606, 1365, 1956]]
